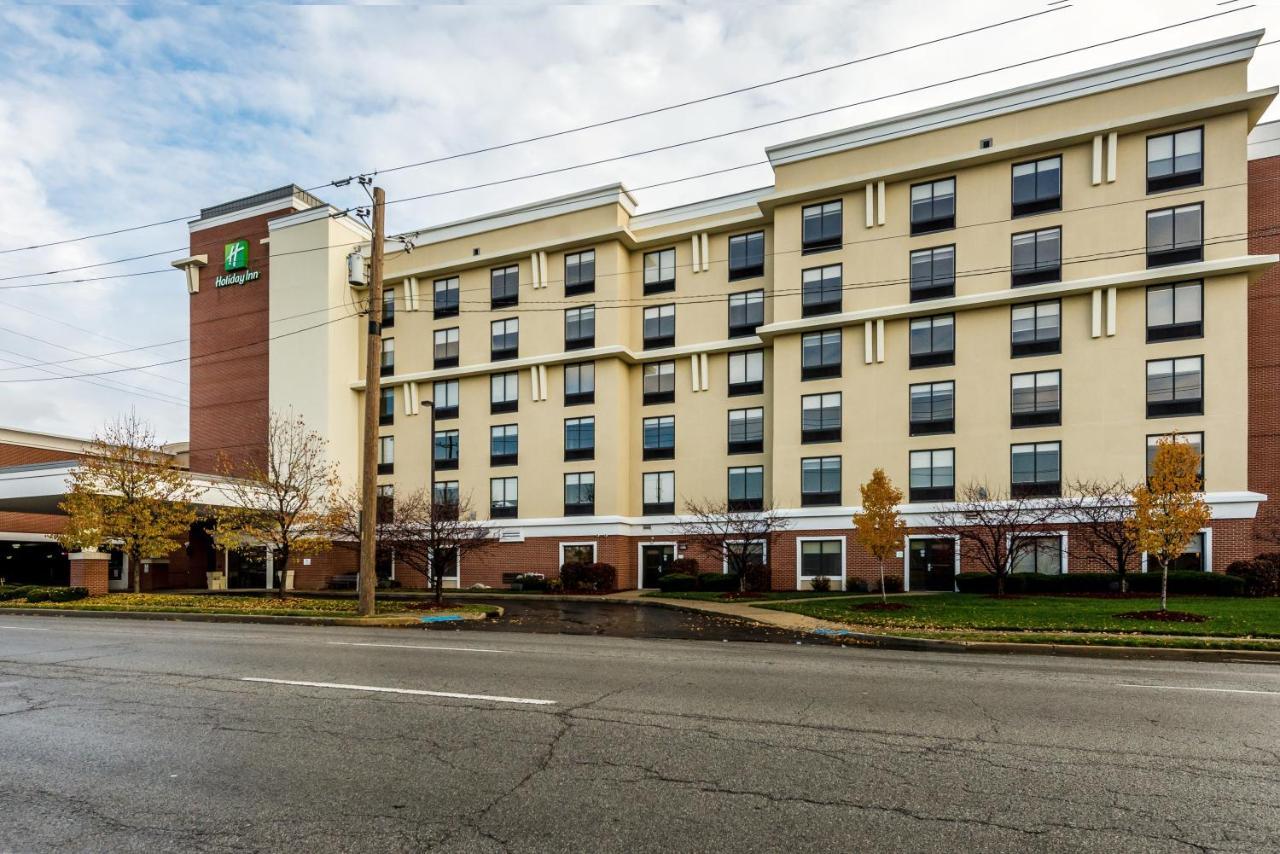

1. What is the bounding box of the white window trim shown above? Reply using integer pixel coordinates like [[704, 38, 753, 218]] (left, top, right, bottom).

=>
[[901, 533, 960, 593], [635, 541, 677, 590], [1140, 527, 1212, 573], [1004, 530, 1070, 575], [431, 547, 461, 587], [558, 541, 597, 567], [722, 539, 768, 574], [795, 535, 846, 591]]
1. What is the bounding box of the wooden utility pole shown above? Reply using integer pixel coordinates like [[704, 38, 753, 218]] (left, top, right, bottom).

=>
[[357, 185, 386, 617]]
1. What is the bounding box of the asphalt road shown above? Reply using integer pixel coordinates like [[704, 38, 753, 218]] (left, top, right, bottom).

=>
[[0, 615, 1277, 853]]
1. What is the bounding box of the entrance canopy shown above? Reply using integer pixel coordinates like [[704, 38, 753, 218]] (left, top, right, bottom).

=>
[[0, 460, 251, 515]]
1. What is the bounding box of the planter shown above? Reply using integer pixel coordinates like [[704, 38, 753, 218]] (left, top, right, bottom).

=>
[[206, 571, 227, 591], [283, 570, 295, 591]]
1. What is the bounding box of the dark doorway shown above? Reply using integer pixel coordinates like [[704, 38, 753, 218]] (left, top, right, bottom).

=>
[[228, 548, 268, 589], [0, 541, 69, 587], [909, 538, 956, 591], [640, 544, 675, 589]]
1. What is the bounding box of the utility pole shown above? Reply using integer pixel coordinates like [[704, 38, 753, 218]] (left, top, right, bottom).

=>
[[357, 185, 386, 618]]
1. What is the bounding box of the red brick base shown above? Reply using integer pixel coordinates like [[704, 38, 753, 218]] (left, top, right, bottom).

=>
[[69, 552, 110, 596]]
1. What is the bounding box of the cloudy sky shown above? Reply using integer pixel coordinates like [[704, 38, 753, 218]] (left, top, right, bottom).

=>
[[0, 0, 1277, 442]]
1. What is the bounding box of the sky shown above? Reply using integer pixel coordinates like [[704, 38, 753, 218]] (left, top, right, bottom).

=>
[[0, 0, 1278, 443]]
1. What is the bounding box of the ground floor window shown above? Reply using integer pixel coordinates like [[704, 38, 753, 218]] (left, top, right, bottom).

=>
[[432, 547, 459, 582], [560, 543, 596, 567], [799, 539, 842, 578], [725, 540, 766, 573], [1163, 532, 1206, 573], [1011, 535, 1063, 574]]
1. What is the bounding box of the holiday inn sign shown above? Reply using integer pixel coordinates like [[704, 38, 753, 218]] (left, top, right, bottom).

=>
[[216, 239, 261, 287]]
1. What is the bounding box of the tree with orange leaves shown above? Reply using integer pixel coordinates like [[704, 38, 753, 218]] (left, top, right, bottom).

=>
[[1125, 435, 1210, 612]]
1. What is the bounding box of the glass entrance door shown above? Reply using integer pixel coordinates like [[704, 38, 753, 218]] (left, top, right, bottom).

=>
[[909, 538, 956, 591], [227, 548, 268, 589], [640, 544, 675, 589]]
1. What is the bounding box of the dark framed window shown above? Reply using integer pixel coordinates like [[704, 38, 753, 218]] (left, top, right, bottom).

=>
[[433, 429, 459, 471], [433, 480, 459, 507], [490, 477, 518, 518], [1146, 204, 1203, 267], [728, 465, 764, 512], [1147, 356, 1203, 417], [802, 200, 842, 253], [376, 484, 394, 524], [801, 456, 841, 506], [1146, 432, 1204, 487], [643, 361, 675, 405], [798, 263, 839, 316], [378, 435, 394, 476], [644, 248, 676, 294], [1011, 156, 1062, 217], [1011, 300, 1060, 358], [910, 246, 955, 301], [798, 329, 840, 381], [1147, 281, 1203, 342], [728, 407, 764, 455], [800, 540, 842, 578], [565, 306, 595, 350], [801, 392, 841, 444], [910, 178, 955, 235], [1166, 532, 1207, 572], [432, 380, 459, 420], [1011, 441, 1061, 498], [564, 417, 595, 461], [728, 231, 765, 280], [643, 415, 675, 460], [564, 472, 595, 516], [1011, 370, 1061, 428], [379, 387, 395, 426], [1011, 227, 1061, 287], [643, 304, 676, 349], [433, 277, 459, 318], [1011, 536, 1063, 574], [728, 290, 764, 338], [433, 328, 458, 369], [382, 288, 396, 328], [380, 338, 395, 376], [491, 264, 519, 309], [491, 318, 519, 361], [728, 350, 764, 397], [490, 371, 519, 414], [1147, 127, 1203, 193], [909, 381, 955, 436], [565, 361, 595, 406], [490, 424, 518, 467], [909, 315, 954, 369], [565, 250, 596, 296], [909, 449, 954, 502], [642, 471, 675, 515]]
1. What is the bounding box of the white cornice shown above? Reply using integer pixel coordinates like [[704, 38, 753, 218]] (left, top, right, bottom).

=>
[[630, 186, 773, 231], [268, 205, 372, 241]]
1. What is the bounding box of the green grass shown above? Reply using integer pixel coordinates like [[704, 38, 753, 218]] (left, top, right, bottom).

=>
[[0, 593, 494, 619], [642, 590, 869, 602], [765, 593, 1280, 638]]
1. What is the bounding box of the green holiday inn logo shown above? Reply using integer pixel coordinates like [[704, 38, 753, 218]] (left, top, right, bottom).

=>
[[215, 239, 261, 288]]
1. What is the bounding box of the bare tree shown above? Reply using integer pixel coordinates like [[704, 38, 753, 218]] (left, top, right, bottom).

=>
[[330, 484, 399, 580], [929, 483, 1059, 596], [676, 499, 790, 592], [1056, 478, 1141, 592], [391, 492, 495, 605]]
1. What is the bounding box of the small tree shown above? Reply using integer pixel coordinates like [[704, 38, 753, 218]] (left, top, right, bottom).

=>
[[930, 483, 1058, 596], [213, 411, 339, 599], [853, 468, 907, 602], [330, 483, 400, 581], [392, 492, 494, 605], [57, 411, 198, 593], [1125, 437, 1210, 612], [676, 499, 790, 592], [1057, 478, 1140, 592]]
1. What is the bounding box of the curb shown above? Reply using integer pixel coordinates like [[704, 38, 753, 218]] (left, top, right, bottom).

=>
[[0, 606, 502, 628]]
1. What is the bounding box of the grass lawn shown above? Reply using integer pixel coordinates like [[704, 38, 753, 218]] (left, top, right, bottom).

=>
[[642, 590, 870, 602], [0, 593, 494, 619], [765, 594, 1280, 639]]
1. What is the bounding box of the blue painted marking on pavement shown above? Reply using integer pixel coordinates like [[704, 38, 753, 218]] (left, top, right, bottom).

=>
[[420, 615, 464, 623]]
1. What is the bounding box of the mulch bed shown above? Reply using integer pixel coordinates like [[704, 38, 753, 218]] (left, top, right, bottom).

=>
[[854, 602, 912, 612], [401, 601, 473, 611], [1114, 610, 1209, 623]]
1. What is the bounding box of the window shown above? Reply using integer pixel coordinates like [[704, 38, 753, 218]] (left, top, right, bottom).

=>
[[800, 540, 843, 579], [643, 471, 675, 515], [801, 393, 841, 443], [378, 435, 394, 475], [910, 246, 955, 301], [433, 480, 459, 507], [802, 200, 842, 253], [728, 407, 764, 454], [565, 250, 595, 296], [382, 288, 396, 328], [564, 472, 595, 516], [561, 543, 595, 566], [1146, 432, 1204, 486], [491, 318, 519, 361], [1011, 370, 1061, 428], [491, 264, 519, 309], [1011, 156, 1062, 217], [379, 387, 395, 426], [1012, 536, 1063, 574], [433, 277, 459, 319], [643, 361, 675, 405], [1147, 127, 1203, 193], [728, 465, 764, 512], [909, 449, 954, 502], [643, 304, 676, 349], [801, 456, 841, 506], [1147, 357, 1203, 417], [490, 424, 518, 467], [433, 328, 458, 368], [801, 329, 842, 380], [490, 371, 519, 414], [643, 415, 675, 460], [728, 290, 764, 338], [1147, 281, 1203, 342], [644, 248, 676, 294], [565, 362, 595, 406], [1146, 204, 1203, 267], [433, 429, 459, 470], [1011, 441, 1061, 498], [728, 231, 765, 280], [910, 315, 954, 369], [1011, 300, 1060, 358], [1011, 227, 1061, 287], [565, 306, 595, 350], [564, 417, 595, 461], [490, 477, 518, 518], [909, 381, 955, 436], [433, 380, 459, 420], [381, 338, 395, 376], [910, 178, 955, 235], [728, 350, 764, 396], [1166, 532, 1207, 572], [802, 264, 842, 316], [376, 484, 395, 523]]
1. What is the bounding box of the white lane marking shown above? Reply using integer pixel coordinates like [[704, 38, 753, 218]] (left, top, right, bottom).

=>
[[240, 677, 555, 706], [327, 641, 512, 654], [1119, 683, 1280, 697], [0, 626, 49, 631]]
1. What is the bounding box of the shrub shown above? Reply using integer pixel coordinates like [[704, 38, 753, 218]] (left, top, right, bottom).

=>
[[24, 588, 51, 603], [956, 571, 1244, 596], [513, 572, 548, 591], [696, 572, 738, 592], [670, 558, 699, 575], [0, 586, 33, 602], [846, 578, 870, 594], [1129, 570, 1244, 597], [1227, 559, 1280, 597], [741, 563, 770, 592], [657, 573, 698, 593], [809, 575, 832, 592], [561, 562, 617, 593], [48, 587, 89, 602], [874, 576, 903, 594]]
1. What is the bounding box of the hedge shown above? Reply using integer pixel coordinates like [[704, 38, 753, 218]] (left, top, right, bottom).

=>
[[657, 573, 698, 592], [955, 571, 1244, 596], [1226, 559, 1280, 597], [0, 586, 89, 603], [560, 562, 617, 593]]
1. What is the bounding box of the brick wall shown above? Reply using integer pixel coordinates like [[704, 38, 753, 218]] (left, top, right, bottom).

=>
[[1249, 155, 1280, 554]]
